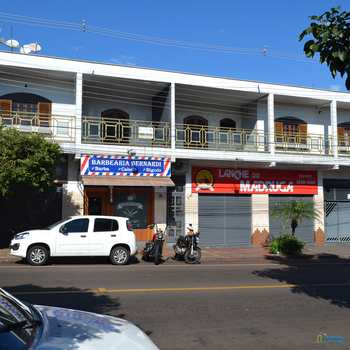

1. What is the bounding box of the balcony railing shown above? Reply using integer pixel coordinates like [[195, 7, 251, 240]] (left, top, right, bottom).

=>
[[275, 132, 328, 155], [338, 138, 350, 156], [0, 111, 76, 142], [3, 112, 350, 157], [82, 117, 171, 147], [175, 124, 267, 152]]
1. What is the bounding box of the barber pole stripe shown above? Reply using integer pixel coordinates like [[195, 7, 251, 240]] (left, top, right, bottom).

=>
[[80, 155, 90, 175]]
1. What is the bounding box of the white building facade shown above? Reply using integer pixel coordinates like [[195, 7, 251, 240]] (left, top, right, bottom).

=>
[[1, 51, 350, 246]]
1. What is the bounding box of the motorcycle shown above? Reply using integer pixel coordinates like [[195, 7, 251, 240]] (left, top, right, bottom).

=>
[[142, 224, 166, 265], [173, 230, 201, 264]]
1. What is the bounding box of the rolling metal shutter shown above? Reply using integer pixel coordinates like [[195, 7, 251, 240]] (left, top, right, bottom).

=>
[[198, 195, 251, 246], [325, 201, 350, 243], [269, 195, 314, 243]]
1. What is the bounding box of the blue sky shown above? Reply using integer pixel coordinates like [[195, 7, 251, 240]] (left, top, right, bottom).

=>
[[0, 0, 349, 91]]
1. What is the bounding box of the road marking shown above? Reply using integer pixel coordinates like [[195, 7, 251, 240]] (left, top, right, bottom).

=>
[[1, 261, 350, 269], [8, 282, 350, 296]]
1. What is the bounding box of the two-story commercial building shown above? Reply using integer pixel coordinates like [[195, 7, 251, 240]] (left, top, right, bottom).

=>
[[1, 51, 350, 246]]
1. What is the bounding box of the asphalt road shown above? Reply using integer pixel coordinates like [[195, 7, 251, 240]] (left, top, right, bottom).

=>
[[2, 260, 350, 349]]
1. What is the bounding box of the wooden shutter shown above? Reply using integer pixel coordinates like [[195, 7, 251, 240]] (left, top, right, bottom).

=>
[[274, 121, 283, 135], [338, 127, 345, 146], [274, 121, 284, 144], [37, 102, 51, 127], [298, 123, 308, 144], [0, 99, 12, 115]]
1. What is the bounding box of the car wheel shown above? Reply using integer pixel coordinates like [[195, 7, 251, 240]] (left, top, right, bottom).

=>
[[27, 245, 49, 266], [110, 246, 130, 265]]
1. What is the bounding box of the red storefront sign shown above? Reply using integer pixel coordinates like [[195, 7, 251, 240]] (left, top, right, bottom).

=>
[[192, 167, 318, 195]]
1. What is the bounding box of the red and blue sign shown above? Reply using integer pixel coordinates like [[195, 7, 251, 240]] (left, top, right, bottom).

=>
[[81, 155, 171, 177]]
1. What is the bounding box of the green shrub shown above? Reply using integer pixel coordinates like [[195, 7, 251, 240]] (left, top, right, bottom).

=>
[[269, 234, 305, 256], [269, 239, 280, 254]]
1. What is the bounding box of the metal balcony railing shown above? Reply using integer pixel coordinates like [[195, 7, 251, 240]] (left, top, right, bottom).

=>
[[275, 132, 328, 155], [337, 137, 350, 156], [3, 112, 349, 157], [175, 124, 267, 152], [82, 117, 171, 147], [0, 111, 76, 142]]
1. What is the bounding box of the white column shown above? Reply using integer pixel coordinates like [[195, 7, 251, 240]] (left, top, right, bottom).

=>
[[170, 82, 176, 156], [267, 93, 275, 156], [184, 162, 198, 231], [154, 187, 167, 230], [62, 155, 84, 217], [313, 171, 325, 245], [330, 100, 338, 159], [75, 72, 83, 155], [251, 194, 269, 245]]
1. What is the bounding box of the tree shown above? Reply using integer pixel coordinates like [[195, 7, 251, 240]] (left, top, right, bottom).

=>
[[299, 6, 350, 89], [0, 126, 61, 197], [271, 200, 320, 236]]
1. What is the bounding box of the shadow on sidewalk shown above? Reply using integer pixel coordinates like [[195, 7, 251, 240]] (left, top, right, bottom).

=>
[[254, 253, 350, 308]]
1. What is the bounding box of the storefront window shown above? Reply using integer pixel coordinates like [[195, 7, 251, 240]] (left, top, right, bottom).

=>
[[114, 192, 148, 229]]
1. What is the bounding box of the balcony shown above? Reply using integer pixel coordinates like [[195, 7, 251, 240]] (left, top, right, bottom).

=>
[[175, 124, 266, 152], [2, 113, 349, 158], [0, 111, 76, 142], [80, 118, 336, 156], [82, 117, 171, 148], [275, 132, 329, 155]]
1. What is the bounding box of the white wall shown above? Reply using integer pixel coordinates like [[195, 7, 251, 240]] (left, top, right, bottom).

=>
[[0, 81, 76, 116], [176, 109, 245, 129], [62, 156, 84, 217], [275, 103, 330, 135], [82, 99, 153, 121]]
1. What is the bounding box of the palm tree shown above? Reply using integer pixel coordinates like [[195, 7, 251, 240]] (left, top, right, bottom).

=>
[[271, 200, 320, 236]]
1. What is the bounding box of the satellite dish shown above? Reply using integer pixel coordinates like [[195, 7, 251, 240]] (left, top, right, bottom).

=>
[[20, 42, 42, 54], [5, 39, 20, 48], [27, 43, 42, 52]]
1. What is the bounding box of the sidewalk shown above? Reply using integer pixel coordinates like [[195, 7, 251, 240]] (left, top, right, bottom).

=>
[[1, 244, 350, 265]]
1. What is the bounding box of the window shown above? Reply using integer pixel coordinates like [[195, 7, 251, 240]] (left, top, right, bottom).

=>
[[101, 108, 130, 142], [338, 123, 350, 147], [0, 294, 37, 350], [220, 118, 236, 129], [12, 102, 37, 114], [94, 218, 118, 232], [183, 115, 208, 147], [61, 219, 89, 233], [275, 117, 307, 145]]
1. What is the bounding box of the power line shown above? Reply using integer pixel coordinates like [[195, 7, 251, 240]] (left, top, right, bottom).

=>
[[0, 11, 316, 64]]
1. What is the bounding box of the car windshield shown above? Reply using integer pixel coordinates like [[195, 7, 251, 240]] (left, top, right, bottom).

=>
[[0, 289, 40, 350], [46, 217, 71, 230]]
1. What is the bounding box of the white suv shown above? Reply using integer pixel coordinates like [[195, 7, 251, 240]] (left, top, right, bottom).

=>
[[9, 216, 137, 266]]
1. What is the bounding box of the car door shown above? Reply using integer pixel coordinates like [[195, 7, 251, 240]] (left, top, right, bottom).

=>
[[93, 218, 119, 255], [55, 218, 91, 256]]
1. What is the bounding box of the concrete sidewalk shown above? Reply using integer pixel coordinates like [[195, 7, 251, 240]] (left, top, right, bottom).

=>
[[2, 244, 350, 265]]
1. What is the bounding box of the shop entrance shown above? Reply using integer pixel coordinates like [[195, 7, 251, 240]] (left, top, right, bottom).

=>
[[85, 187, 154, 241], [324, 179, 350, 243], [198, 194, 251, 246]]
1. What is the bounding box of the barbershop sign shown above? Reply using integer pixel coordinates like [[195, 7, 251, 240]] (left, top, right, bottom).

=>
[[81, 155, 171, 176], [192, 167, 318, 195]]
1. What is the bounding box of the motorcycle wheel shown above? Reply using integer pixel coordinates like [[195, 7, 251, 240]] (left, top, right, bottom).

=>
[[184, 248, 201, 264], [154, 243, 161, 265]]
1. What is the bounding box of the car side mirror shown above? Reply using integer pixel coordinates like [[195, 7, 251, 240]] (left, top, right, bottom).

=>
[[60, 225, 68, 235]]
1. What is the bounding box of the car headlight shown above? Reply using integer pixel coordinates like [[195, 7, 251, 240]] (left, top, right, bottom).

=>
[[14, 232, 30, 240]]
